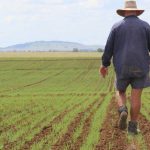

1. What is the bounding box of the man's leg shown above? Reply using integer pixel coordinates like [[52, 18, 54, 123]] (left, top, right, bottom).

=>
[[128, 88, 143, 134], [116, 90, 126, 107], [115, 76, 129, 130], [130, 89, 143, 121], [116, 90, 128, 130]]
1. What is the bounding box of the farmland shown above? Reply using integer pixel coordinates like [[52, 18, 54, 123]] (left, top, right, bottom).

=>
[[0, 52, 150, 150]]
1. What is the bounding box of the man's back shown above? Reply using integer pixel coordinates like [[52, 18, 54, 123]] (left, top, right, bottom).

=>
[[102, 15, 150, 79]]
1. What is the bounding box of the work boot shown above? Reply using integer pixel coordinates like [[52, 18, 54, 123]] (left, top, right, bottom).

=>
[[128, 121, 139, 135], [118, 106, 128, 130]]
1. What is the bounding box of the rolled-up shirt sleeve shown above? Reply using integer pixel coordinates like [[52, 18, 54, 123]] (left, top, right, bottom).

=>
[[102, 27, 115, 67]]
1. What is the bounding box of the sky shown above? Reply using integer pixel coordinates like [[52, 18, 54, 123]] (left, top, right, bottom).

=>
[[0, 0, 150, 47]]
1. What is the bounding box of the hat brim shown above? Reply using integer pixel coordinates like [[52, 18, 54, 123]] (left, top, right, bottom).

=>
[[117, 9, 144, 17]]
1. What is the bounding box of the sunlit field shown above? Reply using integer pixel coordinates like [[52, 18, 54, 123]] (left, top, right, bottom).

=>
[[0, 52, 150, 150], [0, 52, 101, 58]]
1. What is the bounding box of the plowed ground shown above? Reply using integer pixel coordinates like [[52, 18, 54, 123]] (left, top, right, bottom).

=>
[[0, 56, 150, 150]]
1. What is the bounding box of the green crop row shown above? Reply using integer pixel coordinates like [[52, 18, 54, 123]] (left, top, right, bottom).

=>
[[0, 57, 149, 150]]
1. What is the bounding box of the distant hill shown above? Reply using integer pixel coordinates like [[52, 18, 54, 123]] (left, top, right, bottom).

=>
[[0, 41, 104, 52]]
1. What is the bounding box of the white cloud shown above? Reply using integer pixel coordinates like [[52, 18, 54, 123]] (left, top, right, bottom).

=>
[[0, 0, 107, 24], [4, 16, 14, 24], [0, 0, 106, 14], [77, 0, 105, 8], [0, 0, 115, 47], [0, 0, 149, 47]]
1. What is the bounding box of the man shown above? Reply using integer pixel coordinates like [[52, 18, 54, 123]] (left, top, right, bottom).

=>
[[100, 0, 150, 135]]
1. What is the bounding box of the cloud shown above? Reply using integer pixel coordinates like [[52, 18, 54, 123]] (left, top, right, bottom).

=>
[[0, 0, 115, 46], [0, 0, 106, 14], [0, 0, 107, 24], [4, 16, 14, 24], [0, 0, 149, 47], [77, 0, 105, 8]]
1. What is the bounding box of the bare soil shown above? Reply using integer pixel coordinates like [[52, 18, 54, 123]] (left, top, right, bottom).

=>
[[3, 100, 84, 150], [95, 97, 128, 150], [139, 113, 150, 149], [70, 97, 104, 150], [51, 96, 105, 150]]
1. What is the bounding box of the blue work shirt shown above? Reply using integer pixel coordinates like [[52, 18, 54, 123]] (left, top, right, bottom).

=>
[[102, 15, 150, 79]]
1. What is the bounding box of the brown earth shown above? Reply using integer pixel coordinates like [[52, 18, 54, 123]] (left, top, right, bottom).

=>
[[109, 76, 114, 92], [51, 95, 105, 150], [31, 92, 101, 97], [95, 97, 128, 150], [3, 99, 85, 150], [4, 93, 150, 150], [1, 99, 57, 134], [70, 97, 105, 150], [139, 113, 150, 149], [20, 99, 88, 150]]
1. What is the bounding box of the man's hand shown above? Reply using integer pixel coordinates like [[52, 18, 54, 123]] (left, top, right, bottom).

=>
[[99, 66, 108, 78]]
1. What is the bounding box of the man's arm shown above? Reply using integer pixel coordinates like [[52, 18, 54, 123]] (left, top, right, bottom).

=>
[[148, 27, 150, 66], [102, 28, 115, 67], [147, 25, 150, 52], [144, 22, 150, 67], [99, 27, 115, 78]]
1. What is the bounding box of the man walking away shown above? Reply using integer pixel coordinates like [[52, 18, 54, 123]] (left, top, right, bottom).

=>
[[100, 0, 150, 135]]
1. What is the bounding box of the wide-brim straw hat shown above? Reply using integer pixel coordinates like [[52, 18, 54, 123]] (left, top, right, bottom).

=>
[[117, 0, 144, 17]]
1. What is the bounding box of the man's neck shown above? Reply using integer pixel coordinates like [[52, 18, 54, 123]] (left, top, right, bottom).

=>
[[124, 15, 137, 19], [125, 12, 137, 17], [125, 14, 136, 17]]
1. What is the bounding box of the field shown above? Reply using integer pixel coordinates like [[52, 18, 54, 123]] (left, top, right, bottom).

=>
[[0, 52, 150, 150]]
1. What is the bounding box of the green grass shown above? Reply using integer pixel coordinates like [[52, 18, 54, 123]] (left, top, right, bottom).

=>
[[80, 93, 112, 150], [0, 55, 150, 150]]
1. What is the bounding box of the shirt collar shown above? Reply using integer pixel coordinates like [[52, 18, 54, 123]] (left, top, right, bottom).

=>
[[124, 15, 138, 19]]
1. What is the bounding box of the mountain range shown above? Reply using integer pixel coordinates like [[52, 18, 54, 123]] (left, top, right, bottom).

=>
[[0, 41, 104, 52]]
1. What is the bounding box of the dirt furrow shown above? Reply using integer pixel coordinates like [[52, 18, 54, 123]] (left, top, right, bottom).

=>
[[2, 106, 55, 140], [70, 97, 104, 150], [2, 98, 70, 133], [139, 113, 150, 149], [1, 108, 45, 133], [51, 97, 104, 150], [109, 76, 114, 92], [95, 97, 128, 150], [3, 100, 85, 150]]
